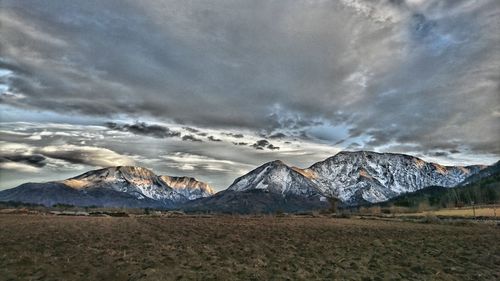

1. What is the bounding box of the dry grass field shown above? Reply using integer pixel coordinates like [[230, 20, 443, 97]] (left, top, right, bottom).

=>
[[394, 206, 499, 218], [0, 214, 499, 281], [427, 207, 498, 217]]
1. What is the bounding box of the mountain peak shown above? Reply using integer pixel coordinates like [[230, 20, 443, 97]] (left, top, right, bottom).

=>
[[160, 175, 215, 198], [228, 160, 323, 197], [308, 151, 485, 203], [57, 166, 215, 204], [67, 166, 157, 183]]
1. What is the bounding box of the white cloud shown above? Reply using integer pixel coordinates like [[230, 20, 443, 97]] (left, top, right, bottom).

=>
[[37, 144, 135, 167], [0, 162, 40, 173]]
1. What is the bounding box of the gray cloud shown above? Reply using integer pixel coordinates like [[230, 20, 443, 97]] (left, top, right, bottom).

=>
[[106, 122, 181, 138], [224, 133, 245, 138], [251, 140, 269, 150], [1, 121, 497, 191], [207, 136, 222, 142], [267, 144, 280, 151], [0, 0, 498, 189], [35, 145, 135, 167], [183, 127, 199, 133], [0, 153, 46, 168], [268, 132, 286, 139], [182, 135, 203, 142], [251, 139, 279, 151], [431, 151, 449, 157]]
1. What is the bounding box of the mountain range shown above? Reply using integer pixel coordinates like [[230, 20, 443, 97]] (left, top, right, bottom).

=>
[[371, 160, 500, 209], [0, 151, 493, 212], [0, 166, 214, 208]]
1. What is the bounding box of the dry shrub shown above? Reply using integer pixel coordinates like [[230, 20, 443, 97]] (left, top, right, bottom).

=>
[[418, 201, 431, 212], [389, 206, 411, 214], [357, 206, 381, 215], [422, 212, 440, 224], [369, 206, 381, 215], [311, 211, 320, 217]]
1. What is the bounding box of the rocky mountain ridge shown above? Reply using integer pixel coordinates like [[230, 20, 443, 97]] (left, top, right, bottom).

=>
[[0, 151, 492, 211], [304, 151, 484, 204], [184, 151, 487, 212], [0, 166, 215, 208]]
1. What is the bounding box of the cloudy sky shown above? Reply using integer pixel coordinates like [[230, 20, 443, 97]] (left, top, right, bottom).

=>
[[0, 0, 499, 190]]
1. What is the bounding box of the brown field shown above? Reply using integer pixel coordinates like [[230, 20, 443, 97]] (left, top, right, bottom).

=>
[[402, 207, 499, 218], [0, 215, 499, 281]]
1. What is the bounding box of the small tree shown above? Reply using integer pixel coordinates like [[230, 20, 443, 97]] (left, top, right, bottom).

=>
[[328, 197, 340, 213], [417, 200, 430, 212]]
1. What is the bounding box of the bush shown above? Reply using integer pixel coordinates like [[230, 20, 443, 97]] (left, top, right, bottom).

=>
[[369, 206, 381, 215], [422, 212, 440, 224], [52, 203, 75, 209], [417, 201, 431, 212], [337, 212, 351, 219], [275, 210, 285, 216], [389, 206, 410, 214]]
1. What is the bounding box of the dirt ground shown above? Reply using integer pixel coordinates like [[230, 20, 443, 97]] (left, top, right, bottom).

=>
[[0, 215, 499, 281]]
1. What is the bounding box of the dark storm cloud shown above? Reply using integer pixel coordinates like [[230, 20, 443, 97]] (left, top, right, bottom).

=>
[[268, 133, 286, 139], [431, 151, 449, 157], [0, 0, 498, 159], [223, 133, 245, 139], [183, 127, 210, 136], [232, 142, 248, 146], [251, 140, 269, 150], [183, 127, 199, 133], [207, 136, 222, 142], [106, 122, 181, 138], [182, 135, 203, 142], [0, 153, 46, 168], [267, 144, 280, 150], [250, 139, 279, 150]]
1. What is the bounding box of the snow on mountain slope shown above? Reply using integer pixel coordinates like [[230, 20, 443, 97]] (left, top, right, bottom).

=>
[[304, 151, 484, 204], [6, 166, 213, 207], [159, 176, 215, 200], [62, 166, 178, 204], [458, 160, 499, 186], [184, 160, 329, 214], [1, 152, 489, 209], [227, 160, 324, 198], [0, 166, 215, 207], [0, 182, 164, 208]]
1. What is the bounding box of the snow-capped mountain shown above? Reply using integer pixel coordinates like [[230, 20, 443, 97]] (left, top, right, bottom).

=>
[[458, 160, 500, 186], [228, 160, 324, 198], [0, 166, 214, 208], [0, 182, 164, 208], [302, 151, 484, 204], [188, 151, 486, 211], [183, 160, 329, 214], [159, 176, 215, 200], [63, 166, 176, 205], [0, 151, 490, 210]]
